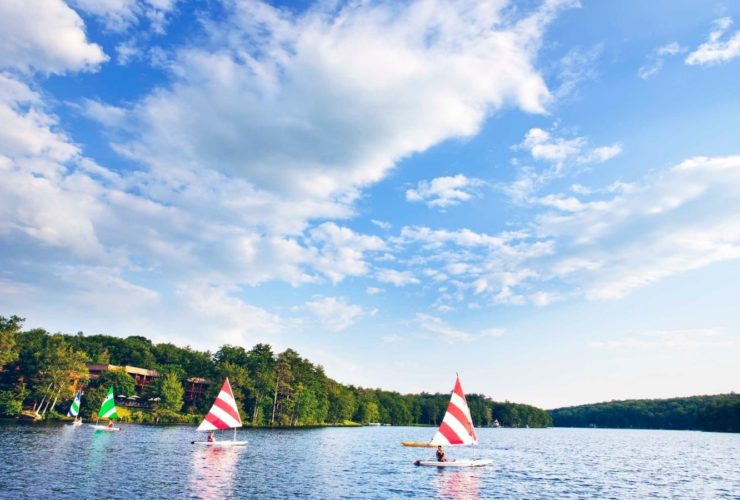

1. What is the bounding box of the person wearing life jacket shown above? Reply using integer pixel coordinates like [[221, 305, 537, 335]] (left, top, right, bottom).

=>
[[436, 445, 448, 462]]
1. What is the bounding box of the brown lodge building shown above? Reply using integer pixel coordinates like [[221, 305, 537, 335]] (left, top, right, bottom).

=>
[[86, 363, 211, 406]]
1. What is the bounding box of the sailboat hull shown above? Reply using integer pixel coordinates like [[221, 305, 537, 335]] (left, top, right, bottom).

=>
[[191, 440, 247, 447], [401, 441, 436, 447], [90, 424, 120, 431], [414, 459, 492, 468]]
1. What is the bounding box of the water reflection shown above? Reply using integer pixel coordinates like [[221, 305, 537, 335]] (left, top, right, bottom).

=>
[[188, 446, 242, 499], [434, 469, 483, 499]]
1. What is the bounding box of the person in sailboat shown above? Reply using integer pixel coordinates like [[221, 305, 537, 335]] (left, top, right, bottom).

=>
[[436, 445, 449, 462], [107, 420, 114, 429], [208, 431, 215, 443]]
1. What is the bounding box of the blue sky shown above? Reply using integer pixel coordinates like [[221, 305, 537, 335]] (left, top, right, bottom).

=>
[[1, 0, 739, 408]]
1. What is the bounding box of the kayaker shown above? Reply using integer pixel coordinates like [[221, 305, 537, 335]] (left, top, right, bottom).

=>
[[208, 431, 215, 443], [436, 445, 448, 462]]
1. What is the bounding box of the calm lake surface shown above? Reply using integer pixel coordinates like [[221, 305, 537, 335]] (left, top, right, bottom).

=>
[[0, 422, 738, 498]]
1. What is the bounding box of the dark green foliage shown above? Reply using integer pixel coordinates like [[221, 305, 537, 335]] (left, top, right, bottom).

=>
[[550, 394, 740, 432], [0, 314, 553, 427]]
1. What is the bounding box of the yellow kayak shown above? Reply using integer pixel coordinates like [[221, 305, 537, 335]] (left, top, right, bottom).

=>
[[401, 441, 436, 447]]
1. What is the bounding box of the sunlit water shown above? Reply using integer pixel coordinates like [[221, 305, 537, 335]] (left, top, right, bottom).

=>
[[0, 422, 738, 498]]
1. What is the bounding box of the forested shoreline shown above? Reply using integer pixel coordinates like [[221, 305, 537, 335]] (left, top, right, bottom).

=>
[[0, 315, 550, 427], [550, 394, 740, 433]]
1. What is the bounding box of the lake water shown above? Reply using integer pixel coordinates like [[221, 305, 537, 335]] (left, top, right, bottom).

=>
[[0, 422, 738, 498]]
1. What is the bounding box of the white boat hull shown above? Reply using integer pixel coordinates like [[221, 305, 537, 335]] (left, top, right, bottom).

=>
[[191, 440, 248, 447], [90, 424, 120, 431], [414, 459, 492, 468]]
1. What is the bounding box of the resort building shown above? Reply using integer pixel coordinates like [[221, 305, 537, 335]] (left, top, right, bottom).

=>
[[86, 363, 160, 394], [185, 377, 211, 406]]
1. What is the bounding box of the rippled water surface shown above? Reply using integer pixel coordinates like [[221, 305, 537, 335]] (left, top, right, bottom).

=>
[[1, 422, 738, 498]]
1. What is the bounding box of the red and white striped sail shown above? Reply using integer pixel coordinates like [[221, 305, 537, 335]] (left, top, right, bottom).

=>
[[197, 378, 243, 432], [429, 375, 478, 446]]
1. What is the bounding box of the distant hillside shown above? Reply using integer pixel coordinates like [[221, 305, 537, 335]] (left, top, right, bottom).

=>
[[549, 394, 740, 433]]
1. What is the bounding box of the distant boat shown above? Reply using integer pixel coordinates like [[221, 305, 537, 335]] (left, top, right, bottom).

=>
[[491, 419, 500, 428], [191, 378, 247, 447], [89, 387, 120, 431], [366, 422, 381, 426], [412, 375, 492, 468], [68, 391, 82, 426]]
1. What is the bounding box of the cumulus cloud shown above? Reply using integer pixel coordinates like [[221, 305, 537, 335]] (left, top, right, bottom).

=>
[[686, 17, 740, 66], [406, 174, 484, 209], [416, 313, 472, 342], [0, 0, 107, 74], [507, 127, 621, 201], [376, 268, 420, 287], [97, 0, 572, 229], [305, 296, 364, 332]]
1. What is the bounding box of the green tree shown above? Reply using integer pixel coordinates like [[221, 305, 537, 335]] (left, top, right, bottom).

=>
[[0, 315, 23, 368], [148, 372, 184, 411], [95, 368, 135, 396]]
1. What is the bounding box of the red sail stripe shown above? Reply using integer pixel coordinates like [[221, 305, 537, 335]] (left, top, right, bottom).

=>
[[213, 396, 241, 423], [453, 377, 465, 399], [204, 411, 231, 430], [438, 421, 464, 445], [446, 402, 474, 438], [221, 379, 234, 398]]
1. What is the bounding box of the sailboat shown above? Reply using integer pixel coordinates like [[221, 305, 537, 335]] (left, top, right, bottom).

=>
[[68, 391, 83, 426], [410, 375, 492, 467], [89, 387, 121, 431], [191, 378, 247, 447]]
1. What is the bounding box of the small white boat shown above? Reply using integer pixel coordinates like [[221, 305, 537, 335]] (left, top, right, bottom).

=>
[[72, 419, 83, 427], [191, 440, 247, 447], [413, 374, 491, 469], [415, 459, 493, 467], [193, 378, 248, 447], [90, 424, 121, 431]]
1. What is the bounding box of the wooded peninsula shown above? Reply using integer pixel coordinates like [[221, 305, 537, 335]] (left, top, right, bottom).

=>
[[0, 315, 550, 427], [550, 394, 739, 433]]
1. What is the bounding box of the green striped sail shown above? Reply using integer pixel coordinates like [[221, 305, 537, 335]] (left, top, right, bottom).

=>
[[67, 392, 81, 417], [98, 387, 118, 419]]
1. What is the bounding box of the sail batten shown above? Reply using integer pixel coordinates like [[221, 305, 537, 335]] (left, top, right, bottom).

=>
[[429, 376, 478, 446], [197, 378, 242, 432]]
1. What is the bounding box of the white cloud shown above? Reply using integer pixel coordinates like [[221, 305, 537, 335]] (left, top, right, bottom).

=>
[[538, 155, 740, 299], [0, 0, 107, 74], [518, 127, 621, 169], [70, 0, 179, 33], [638, 42, 685, 79], [416, 313, 472, 342], [376, 268, 420, 287], [686, 17, 740, 66], [305, 296, 364, 332], [179, 283, 284, 344], [366, 287, 384, 295], [98, 0, 572, 229], [554, 44, 602, 99], [307, 222, 384, 283], [371, 219, 391, 230], [406, 174, 484, 209]]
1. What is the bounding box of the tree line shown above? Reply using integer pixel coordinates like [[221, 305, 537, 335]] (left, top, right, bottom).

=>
[[549, 394, 740, 433], [0, 315, 551, 427]]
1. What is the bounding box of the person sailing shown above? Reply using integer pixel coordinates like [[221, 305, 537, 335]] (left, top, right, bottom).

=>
[[436, 445, 449, 462], [107, 420, 113, 429], [207, 431, 215, 443]]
